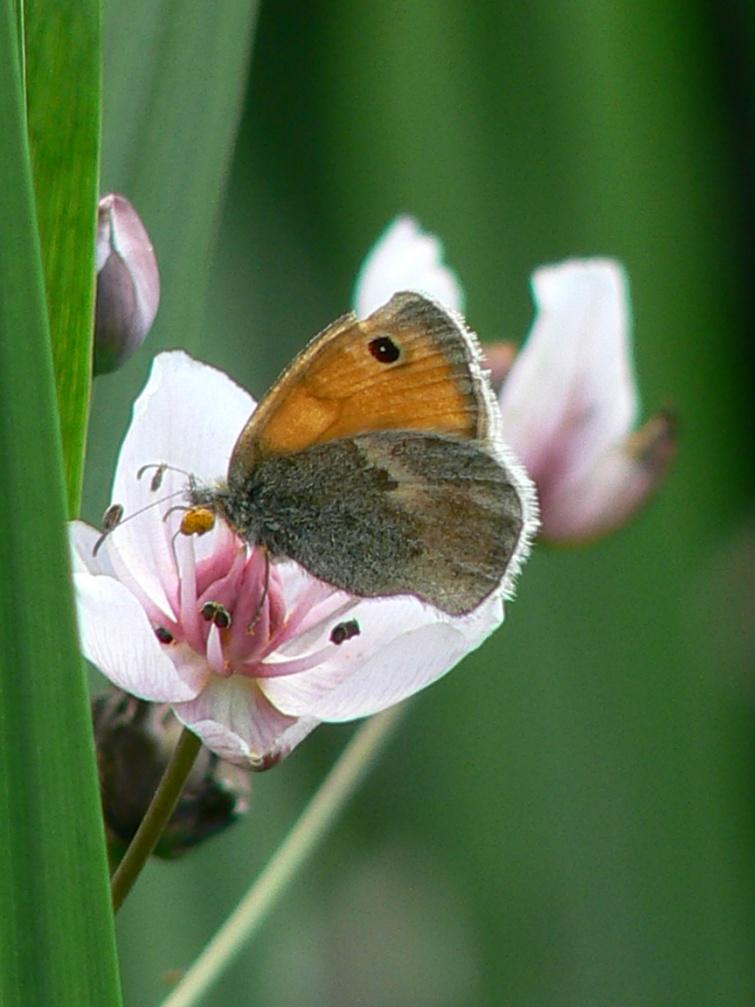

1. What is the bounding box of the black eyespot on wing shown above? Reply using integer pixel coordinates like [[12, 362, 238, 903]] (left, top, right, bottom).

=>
[[330, 619, 361, 645], [368, 335, 401, 364]]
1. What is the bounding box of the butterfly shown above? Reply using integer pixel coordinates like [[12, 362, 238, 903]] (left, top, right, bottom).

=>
[[185, 292, 535, 616]]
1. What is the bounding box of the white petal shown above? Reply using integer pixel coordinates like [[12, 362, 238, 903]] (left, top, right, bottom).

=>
[[499, 260, 638, 491], [70, 520, 116, 577], [353, 217, 464, 318], [114, 351, 254, 492], [539, 411, 676, 541], [259, 592, 502, 721], [173, 676, 319, 768], [106, 351, 255, 617], [73, 571, 207, 702]]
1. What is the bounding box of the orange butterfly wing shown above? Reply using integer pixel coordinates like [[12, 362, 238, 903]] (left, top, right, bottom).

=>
[[228, 292, 494, 481]]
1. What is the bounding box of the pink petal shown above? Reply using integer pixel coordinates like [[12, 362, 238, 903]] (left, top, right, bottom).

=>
[[173, 676, 319, 768], [73, 571, 207, 702], [540, 410, 677, 541], [499, 260, 638, 491], [106, 352, 255, 618], [483, 342, 517, 387], [353, 217, 464, 318], [258, 592, 503, 721]]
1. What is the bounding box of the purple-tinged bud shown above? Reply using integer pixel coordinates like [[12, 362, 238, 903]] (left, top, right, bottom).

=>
[[93, 688, 249, 860], [93, 193, 160, 375]]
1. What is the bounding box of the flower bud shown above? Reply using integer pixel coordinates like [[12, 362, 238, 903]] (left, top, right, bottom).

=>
[[93, 193, 160, 375], [93, 688, 249, 860]]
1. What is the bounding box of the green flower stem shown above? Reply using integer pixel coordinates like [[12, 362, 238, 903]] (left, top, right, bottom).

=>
[[111, 727, 202, 912], [161, 704, 406, 1007]]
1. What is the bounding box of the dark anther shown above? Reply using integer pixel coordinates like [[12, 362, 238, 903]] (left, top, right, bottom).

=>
[[93, 503, 125, 556], [155, 626, 174, 644], [137, 462, 168, 490], [368, 335, 401, 364], [330, 619, 361, 645], [150, 464, 168, 492], [102, 503, 125, 531], [201, 601, 232, 630]]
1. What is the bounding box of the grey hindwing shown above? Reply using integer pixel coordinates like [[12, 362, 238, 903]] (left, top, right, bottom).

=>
[[229, 430, 524, 616]]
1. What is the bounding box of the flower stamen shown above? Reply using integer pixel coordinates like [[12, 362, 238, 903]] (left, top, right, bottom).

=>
[[330, 619, 361, 645], [201, 601, 232, 630]]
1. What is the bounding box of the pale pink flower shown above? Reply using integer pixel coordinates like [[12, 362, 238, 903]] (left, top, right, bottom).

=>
[[361, 218, 675, 543], [73, 339, 533, 766], [498, 261, 675, 542]]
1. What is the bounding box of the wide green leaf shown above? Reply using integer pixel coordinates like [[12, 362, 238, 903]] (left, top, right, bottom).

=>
[[24, 0, 101, 513], [0, 3, 122, 1004]]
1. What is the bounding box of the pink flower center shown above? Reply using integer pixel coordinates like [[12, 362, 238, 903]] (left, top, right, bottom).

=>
[[149, 522, 359, 681]]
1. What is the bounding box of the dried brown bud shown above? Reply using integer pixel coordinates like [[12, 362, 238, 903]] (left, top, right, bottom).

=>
[[93, 688, 249, 860]]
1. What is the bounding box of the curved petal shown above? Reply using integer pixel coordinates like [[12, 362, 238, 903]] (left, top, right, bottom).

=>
[[70, 519, 117, 577], [353, 217, 464, 318], [259, 592, 503, 721], [499, 259, 638, 503], [107, 351, 255, 618], [173, 676, 319, 768], [540, 409, 677, 541], [73, 571, 207, 702]]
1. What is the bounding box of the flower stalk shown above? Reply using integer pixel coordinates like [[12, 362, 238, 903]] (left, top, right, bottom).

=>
[[160, 704, 405, 1007], [111, 726, 202, 911]]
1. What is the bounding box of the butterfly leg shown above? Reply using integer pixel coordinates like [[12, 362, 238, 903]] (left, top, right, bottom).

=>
[[246, 547, 271, 635]]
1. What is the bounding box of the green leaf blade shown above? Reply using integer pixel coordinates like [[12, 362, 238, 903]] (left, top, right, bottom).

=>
[[0, 3, 121, 1003], [25, 0, 101, 512]]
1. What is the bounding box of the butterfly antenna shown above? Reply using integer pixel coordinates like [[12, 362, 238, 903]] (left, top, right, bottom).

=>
[[163, 503, 191, 523], [92, 489, 185, 556], [137, 462, 192, 493]]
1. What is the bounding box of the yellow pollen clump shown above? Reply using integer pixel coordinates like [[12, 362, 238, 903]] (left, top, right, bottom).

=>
[[180, 507, 216, 537]]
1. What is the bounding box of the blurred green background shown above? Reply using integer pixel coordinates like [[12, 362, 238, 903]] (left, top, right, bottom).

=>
[[87, 2, 752, 1005]]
